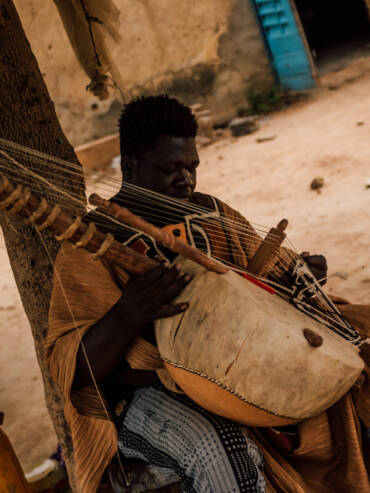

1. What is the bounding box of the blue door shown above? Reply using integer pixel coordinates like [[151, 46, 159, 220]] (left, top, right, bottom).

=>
[[253, 0, 315, 90]]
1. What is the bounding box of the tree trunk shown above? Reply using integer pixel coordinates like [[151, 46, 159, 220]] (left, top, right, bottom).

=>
[[0, 1, 85, 489]]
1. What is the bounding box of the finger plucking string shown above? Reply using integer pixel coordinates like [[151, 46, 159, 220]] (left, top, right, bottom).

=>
[[149, 267, 190, 295], [155, 302, 189, 319], [154, 274, 193, 307], [135, 262, 171, 288]]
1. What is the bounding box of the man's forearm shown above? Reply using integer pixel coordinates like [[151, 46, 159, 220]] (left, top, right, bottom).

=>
[[72, 295, 142, 390]]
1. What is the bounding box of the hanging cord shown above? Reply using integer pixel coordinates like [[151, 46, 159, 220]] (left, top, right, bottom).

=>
[[78, 0, 102, 67], [78, 0, 127, 103]]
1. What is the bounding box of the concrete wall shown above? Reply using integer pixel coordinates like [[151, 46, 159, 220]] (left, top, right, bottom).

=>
[[14, 0, 274, 146]]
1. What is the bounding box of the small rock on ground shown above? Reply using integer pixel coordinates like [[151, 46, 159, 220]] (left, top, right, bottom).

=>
[[256, 134, 277, 143], [310, 177, 325, 190], [229, 117, 259, 137]]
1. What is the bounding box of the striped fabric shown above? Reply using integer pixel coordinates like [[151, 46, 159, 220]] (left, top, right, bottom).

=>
[[117, 385, 266, 493]]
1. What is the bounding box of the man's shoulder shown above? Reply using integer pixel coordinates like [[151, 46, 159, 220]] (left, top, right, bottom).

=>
[[191, 191, 220, 211], [191, 192, 241, 219]]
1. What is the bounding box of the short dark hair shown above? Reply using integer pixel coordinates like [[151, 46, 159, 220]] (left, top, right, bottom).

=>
[[119, 94, 198, 158]]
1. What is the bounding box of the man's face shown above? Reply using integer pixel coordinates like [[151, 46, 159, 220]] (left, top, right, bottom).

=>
[[127, 135, 199, 200]]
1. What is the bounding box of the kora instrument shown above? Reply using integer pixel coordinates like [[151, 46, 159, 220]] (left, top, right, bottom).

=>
[[0, 176, 365, 427]]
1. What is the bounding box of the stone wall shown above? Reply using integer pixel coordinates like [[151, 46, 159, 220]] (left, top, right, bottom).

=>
[[14, 0, 273, 146]]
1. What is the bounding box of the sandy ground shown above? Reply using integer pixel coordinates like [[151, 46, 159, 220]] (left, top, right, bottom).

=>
[[0, 67, 369, 472]]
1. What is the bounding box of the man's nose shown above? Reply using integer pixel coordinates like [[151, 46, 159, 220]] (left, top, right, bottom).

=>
[[177, 169, 192, 186]]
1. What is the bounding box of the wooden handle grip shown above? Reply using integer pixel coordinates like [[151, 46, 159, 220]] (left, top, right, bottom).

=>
[[89, 193, 228, 274], [0, 175, 157, 275]]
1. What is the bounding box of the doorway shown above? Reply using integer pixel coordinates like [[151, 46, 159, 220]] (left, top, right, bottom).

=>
[[294, 0, 370, 75]]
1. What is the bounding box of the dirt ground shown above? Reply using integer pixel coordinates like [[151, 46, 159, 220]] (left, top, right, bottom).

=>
[[0, 64, 369, 473]]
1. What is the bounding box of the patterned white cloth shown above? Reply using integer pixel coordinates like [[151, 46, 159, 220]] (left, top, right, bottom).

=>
[[117, 385, 266, 493]]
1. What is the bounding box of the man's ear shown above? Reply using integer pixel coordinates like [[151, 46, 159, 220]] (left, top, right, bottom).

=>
[[122, 156, 138, 182]]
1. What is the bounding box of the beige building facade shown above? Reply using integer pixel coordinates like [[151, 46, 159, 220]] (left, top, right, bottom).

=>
[[14, 0, 274, 146]]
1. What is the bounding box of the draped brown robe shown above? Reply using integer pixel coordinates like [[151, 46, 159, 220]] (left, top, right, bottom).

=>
[[46, 197, 369, 493]]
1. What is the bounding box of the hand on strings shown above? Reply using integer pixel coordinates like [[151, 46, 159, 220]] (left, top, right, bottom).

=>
[[301, 252, 328, 285], [73, 262, 192, 389], [118, 262, 192, 329]]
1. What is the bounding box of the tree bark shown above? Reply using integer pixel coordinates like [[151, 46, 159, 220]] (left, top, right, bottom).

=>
[[0, 1, 85, 489]]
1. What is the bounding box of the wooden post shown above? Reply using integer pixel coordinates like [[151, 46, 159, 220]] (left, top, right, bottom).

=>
[[0, 427, 30, 493]]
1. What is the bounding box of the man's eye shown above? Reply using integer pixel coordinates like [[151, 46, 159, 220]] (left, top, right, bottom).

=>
[[161, 165, 175, 175]]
